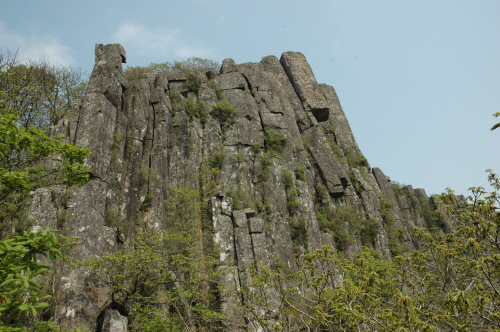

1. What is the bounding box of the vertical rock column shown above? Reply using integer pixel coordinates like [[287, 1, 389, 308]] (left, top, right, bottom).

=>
[[55, 44, 127, 329]]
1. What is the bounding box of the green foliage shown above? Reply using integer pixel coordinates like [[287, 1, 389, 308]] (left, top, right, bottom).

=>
[[139, 165, 156, 185], [185, 71, 202, 94], [0, 228, 77, 331], [419, 197, 445, 230], [206, 80, 223, 100], [317, 204, 357, 250], [138, 193, 154, 213], [234, 152, 243, 163], [390, 181, 405, 199], [243, 170, 500, 331], [172, 57, 220, 73], [210, 100, 237, 128], [281, 169, 294, 189], [123, 66, 151, 81], [260, 152, 273, 167], [290, 217, 308, 251], [226, 185, 256, 211], [316, 196, 379, 250], [129, 304, 184, 332], [88, 188, 224, 331], [0, 115, 90, 189], [206, 79, 217, 90], [264, 129, 287, 153], [286, 189, 301, 216], [169, 89, 183, 117], [344, 149, 369, 169], [208, 150, 225, 170], [326, 136, 344, 161], [0, 52, 88, 130], [359, 217, 379, 247], [295, 165, 307, 182], [379, 198, 394, 225], [169, 87, 209, 125], [0, 113, 90, 234], [256, 130, 287, 180], [0, 51, 89, 330], [185, 97, 208, 125], [124, 57, 220, 81], [281, 168, 301, 215], [348, 170, 364, 193], [315, 183, 327, 201], [379, 198, 403, 256]]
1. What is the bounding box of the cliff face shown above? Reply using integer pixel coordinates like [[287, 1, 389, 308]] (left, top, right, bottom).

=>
[[30, 44, 446, 330]]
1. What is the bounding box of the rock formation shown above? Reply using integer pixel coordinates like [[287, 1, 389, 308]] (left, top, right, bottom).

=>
[[30, 44, 444, 331]]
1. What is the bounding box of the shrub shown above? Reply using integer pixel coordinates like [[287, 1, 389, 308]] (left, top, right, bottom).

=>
[[286, 188, 301, 215], [348, 170, 364, 193], [226, 186, 256, 211], [169, 89, 183, 116], [315, 184, 327, 202], [345, 149, 369, 169], [295, 166, 307, 182], [290, 217, 308, 251], [0, 228, 77, 331], [124, 57, 220, 81], [264, 129, 287, 152], [185, 71, 202, 93], [317, 204, 358, 251], [88, 188, 224, 331], [360, 217, 379, 247], [419, 197, 445, 231], [327, 136, 344, 160], [379, 198, 404, 256], [185, 97, 208, 125], [210, 100, 237, 127], [207, 80, 223, 100], [281, 169, 294, 189], [209, 150, 225, 169]]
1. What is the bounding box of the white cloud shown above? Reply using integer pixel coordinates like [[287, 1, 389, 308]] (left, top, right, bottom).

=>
[[111, 23, 211, 62], [0, 22, 74, 66]]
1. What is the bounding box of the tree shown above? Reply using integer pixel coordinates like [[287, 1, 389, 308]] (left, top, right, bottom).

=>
[[0, 51, 88, 130], [0, 52, 91, 235], [242, 170, 500, 331], [0, 228, 78, 332], [0, 50, 90, 331], [0, 112, 90, 235], [88, 188, 224, 332]]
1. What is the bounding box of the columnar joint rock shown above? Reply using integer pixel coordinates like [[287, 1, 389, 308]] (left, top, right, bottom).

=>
[[31, 44, 439, 331]]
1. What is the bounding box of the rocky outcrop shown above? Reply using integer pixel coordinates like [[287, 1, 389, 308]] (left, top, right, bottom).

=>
[[31, 44, 443, 331], [100, 309, 128, 332]]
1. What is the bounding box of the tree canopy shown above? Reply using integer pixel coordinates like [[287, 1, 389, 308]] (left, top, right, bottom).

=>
[[0, 50, 88, 130], [0, 51, 89, 331]]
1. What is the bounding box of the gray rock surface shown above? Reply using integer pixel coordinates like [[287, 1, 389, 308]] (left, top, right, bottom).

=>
[[31, 44, 445, 331], [101, 309, 128, 332], [280, 52, 329, 122]]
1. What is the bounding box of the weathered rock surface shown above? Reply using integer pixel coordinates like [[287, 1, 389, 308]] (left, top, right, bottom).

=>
[[31, 44, 444, 331], [100, 309, 128, 332]]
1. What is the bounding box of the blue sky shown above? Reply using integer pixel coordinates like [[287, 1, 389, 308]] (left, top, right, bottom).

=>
[[1, 0, 499, 196]]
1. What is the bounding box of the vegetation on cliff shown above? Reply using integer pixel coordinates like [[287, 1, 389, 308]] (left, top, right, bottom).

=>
[[244, 170, 500, 331], [2, 46, 500, 332], [0, 51, 90, 331]]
